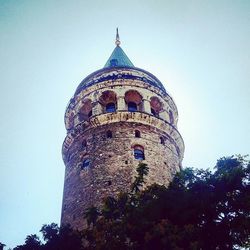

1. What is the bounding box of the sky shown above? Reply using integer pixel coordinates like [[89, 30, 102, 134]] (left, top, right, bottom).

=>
[[0, 0, 249, 248]]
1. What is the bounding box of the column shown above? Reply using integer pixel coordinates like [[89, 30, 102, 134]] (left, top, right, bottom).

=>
[[92, 101, 103, 116], [117, 96, 126, 111], [142, 99, 151, 114], [160, 110, 169, 122]]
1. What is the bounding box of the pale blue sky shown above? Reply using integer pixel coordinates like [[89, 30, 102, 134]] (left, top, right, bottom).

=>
[[0, 0, 249, 248]]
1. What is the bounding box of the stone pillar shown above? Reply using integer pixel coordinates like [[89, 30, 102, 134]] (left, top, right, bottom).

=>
[[160, 110, 169, 122], [92, 101, 103, 116], [117, 96, 126, 111], [143, 99, 151, 114]]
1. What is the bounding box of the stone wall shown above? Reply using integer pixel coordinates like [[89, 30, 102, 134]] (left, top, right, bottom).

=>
[[61, 67, 184, 230], [61, 122, 181, 230]]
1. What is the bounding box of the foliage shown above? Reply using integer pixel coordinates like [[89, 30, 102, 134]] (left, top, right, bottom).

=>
[[84, 206, 100, 226], [131, 163, 149, 193], [12, 155, 250, 250], [84, 155, 250, 250], [0, 243, 6, 250], [13, 235, 41, 250], [13, 224, 83, 250]]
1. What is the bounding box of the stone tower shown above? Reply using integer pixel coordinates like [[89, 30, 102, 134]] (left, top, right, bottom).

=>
[[61, 31, 184, 229]]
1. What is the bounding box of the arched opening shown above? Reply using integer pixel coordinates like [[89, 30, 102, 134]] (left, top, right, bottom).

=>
[[99, 90, 117, 113], [128, 102, 137, 112], [160, 136, 165, 145], [169, 110, 174, 124], [106, 130, 112, 138], [150, 96, 163, 117], [78, 99, 93, 122], [133, 145, 145, 160], [81, 159, 90, 169], [106, 102, 116, 113], [125, 90, 143, 112], [135, 130, 141, 138], [151, 108, 157, 116]]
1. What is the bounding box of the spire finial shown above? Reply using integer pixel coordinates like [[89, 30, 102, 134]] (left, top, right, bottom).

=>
[[115, 27, 121, 46]]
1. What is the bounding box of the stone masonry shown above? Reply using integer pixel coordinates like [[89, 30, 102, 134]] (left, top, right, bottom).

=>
[[61, 37, 184, 230]]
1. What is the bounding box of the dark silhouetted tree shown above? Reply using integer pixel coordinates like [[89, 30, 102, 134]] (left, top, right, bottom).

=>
[[84, 155, 250, 250], [13, 224, 83, 250], [0, 243, 6, 250], [12, 155, 250, 250], [13, 234, 41, 250], [84, 206, 100, 226]]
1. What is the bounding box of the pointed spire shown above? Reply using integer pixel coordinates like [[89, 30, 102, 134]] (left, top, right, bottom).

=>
[[104, 29, 134, 68], [115, 28, 121, 46]]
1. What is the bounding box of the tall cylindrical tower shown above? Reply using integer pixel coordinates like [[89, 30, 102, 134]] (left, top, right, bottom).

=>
[[61, 33, 184, 229]]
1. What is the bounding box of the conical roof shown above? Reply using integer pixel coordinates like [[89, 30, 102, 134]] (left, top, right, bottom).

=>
[[74, 29, 167, 95], [104, 45, 134, 68]]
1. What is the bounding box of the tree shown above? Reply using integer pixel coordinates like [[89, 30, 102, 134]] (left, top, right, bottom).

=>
[[12, 155, 250, 250], [40, 223, 59, 242], [13, 224, 83, 250], [13, 235, 41, 250], [0, 243, 6, 250], [84, 155, 250, 250], [84, 206, 100, 226], [131, 163, 149, 194]]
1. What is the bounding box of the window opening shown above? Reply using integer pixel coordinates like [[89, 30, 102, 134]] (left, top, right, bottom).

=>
[[135, 130, 141, 138], [128, 102, 137, 112], [82, 159, 90, 169], [134, 146, 145, 160], [78, 99, 93, 122], [150, 96, 162, 118], [106, 102, 116, 113], [169, 110, 174, 124], [88, 110, 92, 118], [160, 137, 165, 145], [151, 108, 157, 116], [107, 130, 112, 138]]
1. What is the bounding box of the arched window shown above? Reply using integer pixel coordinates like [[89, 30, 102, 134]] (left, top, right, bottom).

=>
[[134, 145, 145, 160], [82, 159, 90, 169], [128, 102, 137, 112], [169, 110, 174, 124], [88, 110, 92, 118], [107, 130, 112, 138], [150, 96, 163, 117], [106, 102, 116, 113], [78, 99, 93, 122], [135, 130, 141, 138], [99, 91, 117, 114], [151, 108, 157, 116], [125, 90, 142, 112], [160, 136, 165, 145]]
